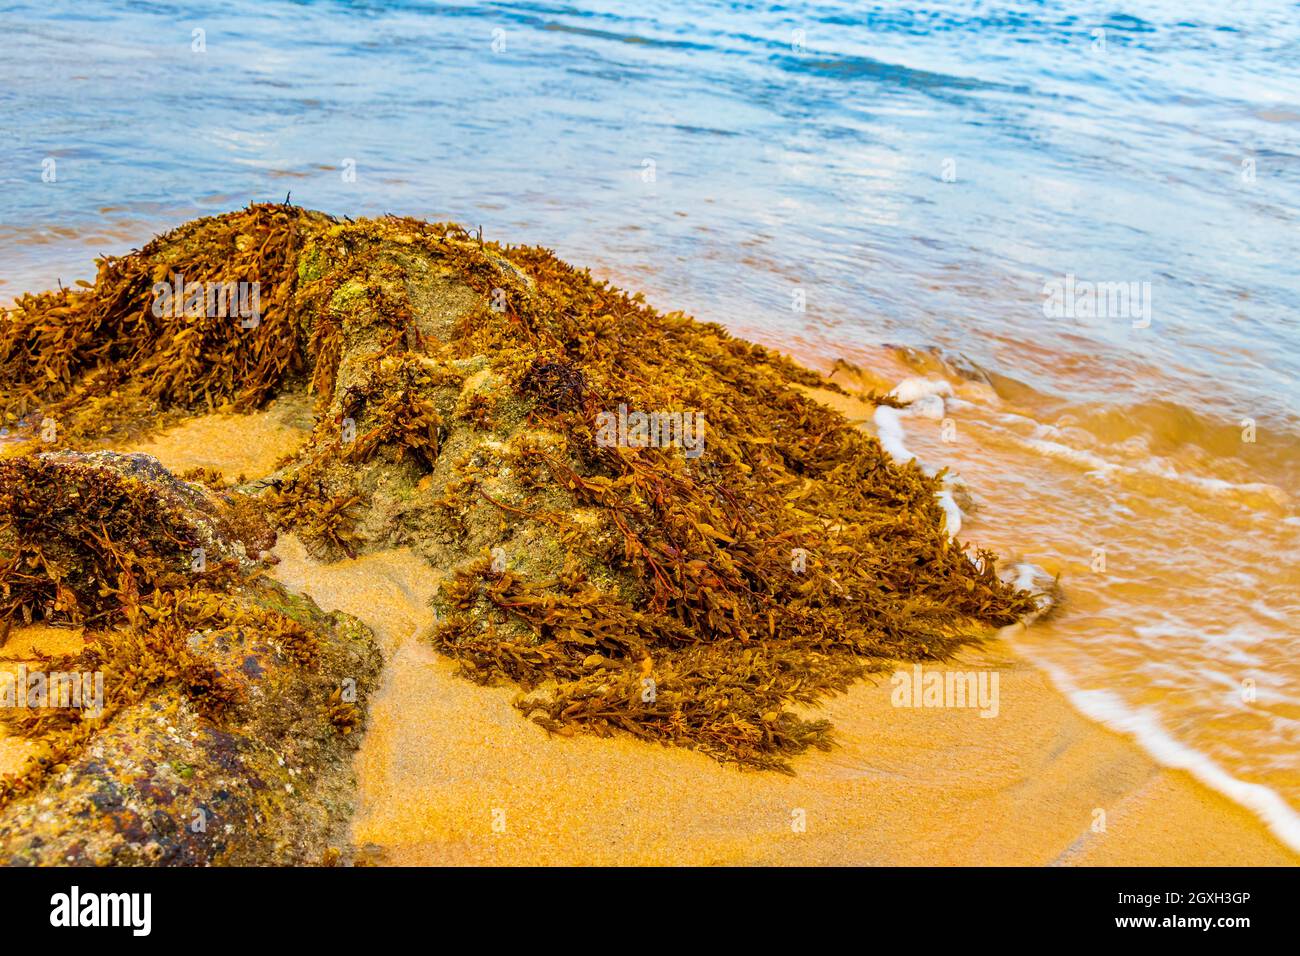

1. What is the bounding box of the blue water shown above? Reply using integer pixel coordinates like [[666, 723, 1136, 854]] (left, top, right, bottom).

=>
[[3, 0, 1300, 850], [1, 0, 1297, 439]]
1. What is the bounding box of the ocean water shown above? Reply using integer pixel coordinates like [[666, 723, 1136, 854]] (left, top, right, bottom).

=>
[[1, 1, 1298, 848]]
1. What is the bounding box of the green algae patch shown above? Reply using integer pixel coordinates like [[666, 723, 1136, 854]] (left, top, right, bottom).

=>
[[0, 204, 1039, 774]]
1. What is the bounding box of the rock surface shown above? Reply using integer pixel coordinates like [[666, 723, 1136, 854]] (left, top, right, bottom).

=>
[[0, 451, 381, 865]]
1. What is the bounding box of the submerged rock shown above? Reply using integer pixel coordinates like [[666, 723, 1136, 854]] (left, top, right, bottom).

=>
[[0, 204, 1041, 786]]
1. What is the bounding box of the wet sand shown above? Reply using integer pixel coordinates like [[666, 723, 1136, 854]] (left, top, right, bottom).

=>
[[265, 535, 1300, 866], [38, 396, 1283, 866], [117, 392, 314, 481], [0, 624, 88, 778]]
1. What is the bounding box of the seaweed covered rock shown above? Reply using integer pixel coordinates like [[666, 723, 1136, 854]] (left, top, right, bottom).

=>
[[0, 206, 330, 445], [1, 204, 1039, 772], [0, 451, 271, 627], [0, 452, 380, 864]]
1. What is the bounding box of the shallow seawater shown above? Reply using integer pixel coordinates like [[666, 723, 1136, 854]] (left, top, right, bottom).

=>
[[832, 350, 1300, 851], [1, 1, 1297, 846]]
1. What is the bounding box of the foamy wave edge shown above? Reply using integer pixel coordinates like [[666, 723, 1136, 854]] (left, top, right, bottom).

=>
[[871, 374, 1300, 854], [1009, 638, 1300, 855]]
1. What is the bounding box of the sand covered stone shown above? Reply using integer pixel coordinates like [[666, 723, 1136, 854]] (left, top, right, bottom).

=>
[[0, 204, 1040, 780]]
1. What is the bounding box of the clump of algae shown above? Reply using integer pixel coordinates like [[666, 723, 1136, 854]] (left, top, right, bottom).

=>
[[0, 204, 327, 447], [0, 203, 1039, 772]]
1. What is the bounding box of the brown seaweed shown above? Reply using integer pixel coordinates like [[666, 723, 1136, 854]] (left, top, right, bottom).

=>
[[0, 452, 341, 809], [0, 205, 1039, 773]]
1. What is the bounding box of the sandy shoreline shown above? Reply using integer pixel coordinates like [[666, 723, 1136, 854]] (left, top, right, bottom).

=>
[[2, 390, 1294, 866], [270, 527, 1300, 866]]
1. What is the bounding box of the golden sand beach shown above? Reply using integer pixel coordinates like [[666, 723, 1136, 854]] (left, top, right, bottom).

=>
[[14, 392, 1277, 867], [273, 533, 1300, 866]]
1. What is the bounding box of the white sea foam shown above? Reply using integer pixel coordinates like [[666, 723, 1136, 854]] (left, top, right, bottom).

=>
[[877, 378, 956, 464], [1135, 621, 1269, 671], [1001, 561, 1056, 620], [1130, 457, 1289, 506], [1020, 437, 1117, 477], [889, 377, 954, 404], [895, 371, 1300, 851], [872, 377, 964, 539], [872, 405, 912, 462], [1007, 642, 1300, 854], [1014, 432, 1289, 508], [911, 394, 946, 421], [935, 488, 962, 536]]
